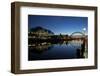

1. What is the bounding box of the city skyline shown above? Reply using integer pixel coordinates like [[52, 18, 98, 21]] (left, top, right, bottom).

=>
[[28, 15, 88, 35]]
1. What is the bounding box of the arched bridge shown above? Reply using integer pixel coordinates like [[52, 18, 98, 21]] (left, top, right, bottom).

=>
[[70, 32, 85, 37]]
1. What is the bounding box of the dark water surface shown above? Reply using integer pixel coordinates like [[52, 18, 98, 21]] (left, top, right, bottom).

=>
[[28, 40, 86, 61]]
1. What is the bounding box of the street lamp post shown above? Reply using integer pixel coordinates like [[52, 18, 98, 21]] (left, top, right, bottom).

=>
[[83, 28, 86, 36], [82, 27, 88, 58]]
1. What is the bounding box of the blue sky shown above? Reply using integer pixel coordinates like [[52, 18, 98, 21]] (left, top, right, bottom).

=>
[[28, 15, 88, 35]]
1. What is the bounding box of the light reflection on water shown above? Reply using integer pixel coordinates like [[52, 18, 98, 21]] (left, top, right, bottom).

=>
[[28, 40, 88, 61]]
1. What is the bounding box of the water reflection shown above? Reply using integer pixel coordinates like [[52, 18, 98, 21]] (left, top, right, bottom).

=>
[[28, 40, 87, 60], [29, 43, 53, 54]]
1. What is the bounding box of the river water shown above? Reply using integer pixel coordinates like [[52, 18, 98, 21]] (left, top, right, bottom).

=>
[[28, 40, 87, 61]]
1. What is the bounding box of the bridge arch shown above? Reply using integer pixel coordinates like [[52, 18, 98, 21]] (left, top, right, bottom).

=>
[[70, 32, 85, 37]]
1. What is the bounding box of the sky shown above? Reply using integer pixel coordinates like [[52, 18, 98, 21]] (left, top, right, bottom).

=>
[[28, 15, 88, 35]]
